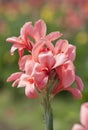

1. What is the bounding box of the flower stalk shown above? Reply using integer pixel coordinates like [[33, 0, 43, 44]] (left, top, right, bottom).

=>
[[42, 94, 53, 130]]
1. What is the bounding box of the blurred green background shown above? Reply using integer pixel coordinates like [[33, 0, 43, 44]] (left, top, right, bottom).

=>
[[0, 0, 88, 130]]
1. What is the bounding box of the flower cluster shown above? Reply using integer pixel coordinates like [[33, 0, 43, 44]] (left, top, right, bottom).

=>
[[7, 19, 84, 99], [72, 102, 88, 130]]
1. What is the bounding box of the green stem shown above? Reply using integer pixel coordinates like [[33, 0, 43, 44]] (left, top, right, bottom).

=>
[[42, 95, 53, 130]]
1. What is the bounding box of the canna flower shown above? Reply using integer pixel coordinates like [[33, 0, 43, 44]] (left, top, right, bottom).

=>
[[72, 102, 88, 130], [6, 22, 33, 58], [6, 19, 62, 58], [7, 19, 84, 99], [65, 10, 83, 29], [7, 49, 66, 98], [31, 50, 66, 89], [53, 61, 84, 98], [7, 55, 38, 98]]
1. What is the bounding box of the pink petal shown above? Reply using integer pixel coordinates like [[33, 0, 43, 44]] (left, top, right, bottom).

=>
[[25, 84, 38, 98], [6, 37, 20, 44], [20, 22, 33, 39], [62, 69, 75, 87], [65, 87, 82, 99], [18, 49, 24, 59], [55, 40, 69, 54], [53, 53, 67, 68], [17, 74, 38, 98], [31, 62, 41, 76], [34, 73, 48, 90], [18, 74, 30, 88], [52, 82, 63, 95], [56, 61, 75, 87], [25, 59, 35, 75], [8, 37, 25, 55], [7, 72, 22, 82], [33, 19, 46, 42], [46, 31, 62, 42], [32, 40, 45, 61], [32, 40, 55, 61], [63, 61, 75, 87], [72, 124, 85, 130], [80, 102, 88, 129], [31, 63, 48, 89], [10, 45, 17, 55], [38, 51, 55, 70], [75, 75, 84, 91], [67, 44, 76, 61], [45, 40, 55, 53], [52, 81, 82, 99], [19, 55, 32, 71], [12, 79, 20, 87]]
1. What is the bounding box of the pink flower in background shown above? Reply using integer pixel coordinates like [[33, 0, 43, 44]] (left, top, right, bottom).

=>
[[65, 10, 83, 29], [7, 19, 84, 99], [28, 0, 46, 8], [72, 102, 88, 130]]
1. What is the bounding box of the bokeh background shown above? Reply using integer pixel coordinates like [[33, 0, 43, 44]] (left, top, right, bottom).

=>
[[0, 0, 88, 130]]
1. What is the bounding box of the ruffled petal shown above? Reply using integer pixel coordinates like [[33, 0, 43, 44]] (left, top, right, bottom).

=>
[[6, 37, 21, 44], [56, 61, 75, 87], [75, 75, 84, 91], [67, 44, 76, 61], [12, 79, 20, 87], [7, 72, 22, 82], [46, 32, 62, 42], [19, 55, 32, 71], [55, 40, 69, 54], [10, 45, 17, 55], [31, 63, 48, 89], [32, 40, 55, 61], [20, 22, 33, 40], [25, 59, 35, 75], [33, 19, 46, 42], [34, 73, 48, 89], [18, 74, 30, 88], [25, 84, 38, 98], [38, 51, 55, 70], [7, 37, 26, 56], [65, 87, 82, 99], [53, 53, 66, 68]]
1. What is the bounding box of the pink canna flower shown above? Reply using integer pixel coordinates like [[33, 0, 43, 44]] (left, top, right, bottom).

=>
[[31, 50, 66, 89], [7, 49, 66, 97], [6, 19, 62, 58], [7, 55, 38, 98], [6, 22, 33, 58], [18, 74, 38, 98], [7, 19, 84, 99], [52, 40, 83, 98], [72, 102, 88, 130], [7, 42, 83, 99], [53, 61, 83, 98], [7, 72, 23, 87], [6, 19, 84, 130], [65, 9, 83, 29]]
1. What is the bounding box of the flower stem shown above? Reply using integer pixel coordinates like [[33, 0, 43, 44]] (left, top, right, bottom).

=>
[[42, 94, 53, 130]]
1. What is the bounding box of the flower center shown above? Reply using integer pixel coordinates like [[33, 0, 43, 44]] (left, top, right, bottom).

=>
[[42, 67, 50, 75], [28, 77, 34, 84]]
